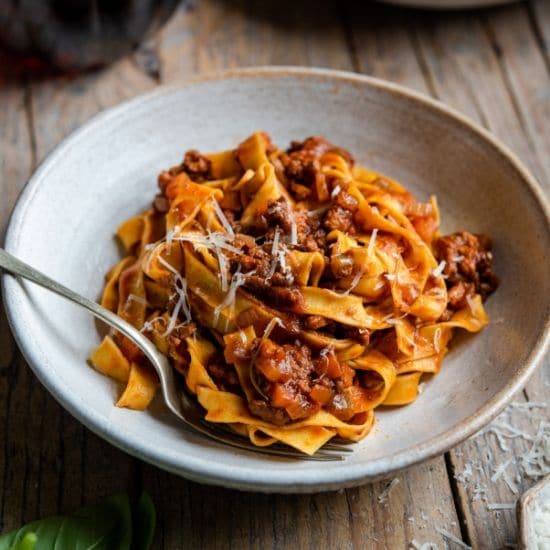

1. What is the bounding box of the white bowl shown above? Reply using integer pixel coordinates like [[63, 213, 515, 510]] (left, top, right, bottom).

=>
[[3, 67, 549, 492]]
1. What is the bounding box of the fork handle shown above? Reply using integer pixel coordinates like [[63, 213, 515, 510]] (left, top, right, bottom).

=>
[[0, 248, 158, 365]]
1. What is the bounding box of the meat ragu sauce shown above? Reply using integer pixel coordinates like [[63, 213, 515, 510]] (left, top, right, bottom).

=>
[[155, 134, 498, 426], [92, 131, 498, 453]]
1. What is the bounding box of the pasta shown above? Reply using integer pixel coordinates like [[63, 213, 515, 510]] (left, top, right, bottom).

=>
[[90, 132, 498, 455]]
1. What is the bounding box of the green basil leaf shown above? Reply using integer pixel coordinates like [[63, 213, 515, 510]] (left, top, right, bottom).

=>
[[0, 494, 132, 550], [4, 532, 37, 550], [131, 492, 156, 550]]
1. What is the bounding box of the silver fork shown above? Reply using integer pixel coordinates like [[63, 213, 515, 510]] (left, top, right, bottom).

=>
[[0, 248, 351, 461]]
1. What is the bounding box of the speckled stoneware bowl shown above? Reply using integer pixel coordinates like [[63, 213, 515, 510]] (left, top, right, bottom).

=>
[[3, 67, 549, 493]]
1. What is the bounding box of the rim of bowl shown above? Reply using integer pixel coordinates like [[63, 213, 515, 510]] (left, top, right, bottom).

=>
[[3, 66, 549, 492]]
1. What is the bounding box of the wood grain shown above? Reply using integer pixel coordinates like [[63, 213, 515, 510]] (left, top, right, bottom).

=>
[[158, 0, 353, 82], [0, 51, 35, 532], [0, 54, 155, 532], [0, 1, 548, 548], [392, 5, 549, 549], [345, 3, 432, 95], [28, 56, 157, 514]]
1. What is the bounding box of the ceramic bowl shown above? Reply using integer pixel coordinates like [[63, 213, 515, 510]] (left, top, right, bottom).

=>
[[3, 67, 549, 492]]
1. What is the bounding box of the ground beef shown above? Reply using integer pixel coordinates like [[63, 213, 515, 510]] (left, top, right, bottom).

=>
[[227, 237, 272, 278], [243, 276, 304, 311], [153, 194, 170, 213], [447, 281, 476, 311], [250, 340, 320, 423], [278, 137, 354, 201], [254, 197, 327, 253], [286, 137, 354, 166], [334, 190, 359, 210], [181, 150, 211, 181], [435, 231, 498, 311], [323, 190, 358, 234], [206, 353, 242, 394], [304, 315, 331, 330], [294, 205, 327, 252], [340, 326, 371, 345], [248, 399, 291, 426], [323, 205, 356, 234], [157, 171, 173, 194], [264, 197, 294, 233], [166, 323, 197, 366]]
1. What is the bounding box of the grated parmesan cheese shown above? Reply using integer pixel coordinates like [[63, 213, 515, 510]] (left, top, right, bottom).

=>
[[211, 198, 235, 238], [433, 327, 441, 354], [165, 226, 179, 250], [410, 542, 438, 550], [267, 228, 281, 279], [435, 528, 471, 549], [519, 421, 550, 480], [532, 499, 550, 547], [432, 260, 446, 278], [290, 218, 298, 246], [213, 266, 255, 324], [157, 256, 191, 329], [486, 502, 515, 511], [367, 228, 378, 257], [342, 270, 364, 296], [162, 291, 185, 337], [377, 478, 400, 503], [331, 184, 341, 198], [175, 231, 241, 254], [490, 459, 512, 482], [139, 316, 164, 333]]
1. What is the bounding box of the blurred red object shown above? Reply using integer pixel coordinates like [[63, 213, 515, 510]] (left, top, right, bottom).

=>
[[0, 0, 180, 71]]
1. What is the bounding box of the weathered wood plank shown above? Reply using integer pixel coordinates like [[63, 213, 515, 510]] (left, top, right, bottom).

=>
[[0, 52, 35, 532], [159, 0, 353, 83], [447, 402, 548, 550], [485, 3, 550, 187], [346, 458, 460, 548], [0, 54, 156, 534], [530, 0, 550, 67], [405, 6, 550, 548], [27, 57, 156, 513], [345, 2, 431, 95]]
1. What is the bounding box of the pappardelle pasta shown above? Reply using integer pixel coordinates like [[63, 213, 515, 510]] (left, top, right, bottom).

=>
[[90, 132, 498, 455]]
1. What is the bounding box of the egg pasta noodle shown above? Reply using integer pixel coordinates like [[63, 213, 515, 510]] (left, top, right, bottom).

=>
[[90, 132, 497, 455]]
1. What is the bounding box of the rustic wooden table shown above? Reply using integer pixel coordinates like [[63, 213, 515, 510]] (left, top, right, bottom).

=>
[[0, 1, 548, 548]]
